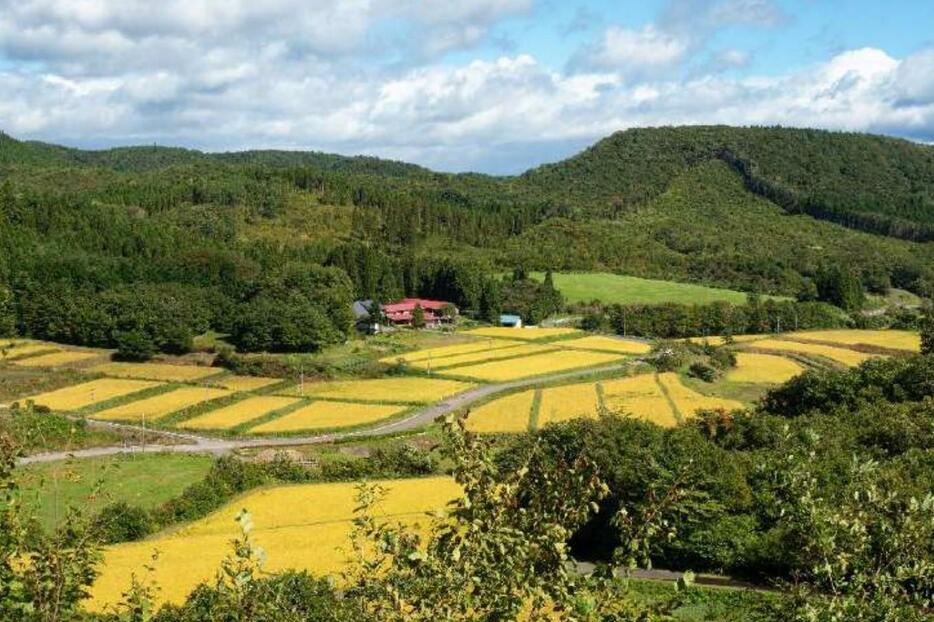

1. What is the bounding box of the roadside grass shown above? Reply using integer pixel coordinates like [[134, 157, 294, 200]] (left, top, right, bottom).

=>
[[16, 452, 215, 532], [525, 271, 780, 305]]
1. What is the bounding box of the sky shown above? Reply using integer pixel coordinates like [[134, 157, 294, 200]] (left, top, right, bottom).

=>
[[1, 0, 933, 173]]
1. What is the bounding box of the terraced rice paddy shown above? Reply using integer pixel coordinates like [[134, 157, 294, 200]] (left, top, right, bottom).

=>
[[1, 342, 57, 360], [464, 390, 536, 433], [179, 396, 301, 430], [537, 383, 600, 427], [748, 339, 876, 367], [285, 377, 474, 404], [24, 378, 163, 412], [408, 343, 555, 371], [559, 335, 652, 355], [89, 362, 222, 383], [656, 373, 743, 418], [601, 374, 677, 427], [726, 353, 804, 384], [13, 350, 99, 367], [686, 335, 767, 346], [212, 375, 283, 392], [380, 339, 523, 364], [248, 401, 406, 433], [93, 387, 231, 422], [785, 329, 920, 352], [87, 477, 461, 610], [464, 327, 581, 340], [447, 350, 622, 382]]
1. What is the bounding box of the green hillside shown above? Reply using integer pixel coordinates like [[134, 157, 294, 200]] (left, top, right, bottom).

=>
[[524, 272, 775, 305], [522, 126, 934, 240], [1, 125, 933, 356]]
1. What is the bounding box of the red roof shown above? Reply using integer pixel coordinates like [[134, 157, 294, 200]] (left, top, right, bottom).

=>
[[381, 298, 451, 313], [381, 298, 455, 324]]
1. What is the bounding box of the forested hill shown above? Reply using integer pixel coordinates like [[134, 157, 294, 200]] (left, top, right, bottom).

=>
[[522, 126, 934, 241], [2, 125, 934, 315], [0, 131, 430, 176]]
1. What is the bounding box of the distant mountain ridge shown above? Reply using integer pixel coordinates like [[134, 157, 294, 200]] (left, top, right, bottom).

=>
[[4, 125, 933, 241]]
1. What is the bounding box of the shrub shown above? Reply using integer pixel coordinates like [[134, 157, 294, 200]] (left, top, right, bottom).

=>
[[92, 502, 153, 544], [689, 362, 718, 382], [113, 330, 156, 362]]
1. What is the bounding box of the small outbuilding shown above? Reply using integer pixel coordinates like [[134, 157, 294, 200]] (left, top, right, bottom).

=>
[[499, 314, 523, 328]]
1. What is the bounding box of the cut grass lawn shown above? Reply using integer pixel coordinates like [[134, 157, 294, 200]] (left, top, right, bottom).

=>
[[16, 453, 214, 532], [526, 272, 774, 305], [25, 378, 164, 412]]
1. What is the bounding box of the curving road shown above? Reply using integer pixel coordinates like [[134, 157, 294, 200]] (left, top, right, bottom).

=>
[[17, 361, 637, 465]]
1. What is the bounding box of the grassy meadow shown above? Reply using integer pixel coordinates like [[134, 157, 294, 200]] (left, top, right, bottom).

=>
[[526, 272, 764, 305]]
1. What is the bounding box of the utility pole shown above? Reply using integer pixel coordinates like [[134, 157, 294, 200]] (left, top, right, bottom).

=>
[[300, 362, 305, 396]]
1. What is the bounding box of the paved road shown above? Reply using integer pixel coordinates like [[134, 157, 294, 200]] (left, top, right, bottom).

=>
[[17, 361, 636, 465], [574, 562, 772, 592]]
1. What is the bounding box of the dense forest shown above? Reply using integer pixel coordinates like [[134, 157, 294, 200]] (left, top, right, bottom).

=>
[[1, 126, 933, 354]]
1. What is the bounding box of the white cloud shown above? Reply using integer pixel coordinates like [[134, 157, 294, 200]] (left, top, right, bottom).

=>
[[0, 1, 931, 173], [576, 25, 688, 74]]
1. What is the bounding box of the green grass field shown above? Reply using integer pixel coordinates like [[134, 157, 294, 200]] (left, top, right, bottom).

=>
[[527, 272, 771, 305], [16, 452, 215, 531]]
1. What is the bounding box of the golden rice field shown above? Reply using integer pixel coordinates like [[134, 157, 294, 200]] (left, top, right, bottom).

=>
[[24, 378, 163, 412], [464, 390, 536, 434], [464, 327, 581, 340], [537, 383, 600, 427], [1, 342, 56, 359], [87, 477, 461, 611], [657, 372, 743, 418], [409, 343, 556, 371], [785, 329, 920, 352], [93, 387, 232, 422], [89, 362, 222, 383], [212, 375, 283, 392], [283, 377, 475, 404], [601, 374, 678, 428], [685, 334, 767, 346], [379, 338, 523, 364], [726, 353, 804, 384], [179, 395, 301, 430], [559, 335, 652, 355], [13, 350, 100, 367], [248, 401, 406, 434], [446, 350, 622, 382], [748, 338, 877, 367]]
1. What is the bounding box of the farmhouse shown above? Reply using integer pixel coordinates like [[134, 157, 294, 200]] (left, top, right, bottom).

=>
[[381, 298, 457, 327]]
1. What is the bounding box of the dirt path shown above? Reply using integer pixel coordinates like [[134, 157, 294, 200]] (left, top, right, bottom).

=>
[[18, 361, 636, 465]]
